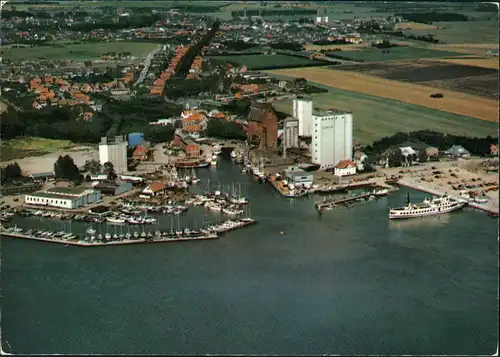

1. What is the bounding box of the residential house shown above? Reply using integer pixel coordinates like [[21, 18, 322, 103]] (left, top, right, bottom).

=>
[[490, 144, 499, 156], [132, 144, 149, 161], [353, 151, 368, 171], [142, 181, 166, 197], [334, 159, 357, 177], [182, 112, 207, 137], [425, 146, 439, 159], [444, 145, 470, 158], [247, 103, 278, 150]]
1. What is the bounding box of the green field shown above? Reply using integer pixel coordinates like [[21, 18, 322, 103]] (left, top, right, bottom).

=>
[[0, 137, 73, 162], [208, 54, 325, 70], [326, 46, 466, 62], [269, 78, 497, 145], [1, 41, 159, 61], [405, 19, 499, 45]]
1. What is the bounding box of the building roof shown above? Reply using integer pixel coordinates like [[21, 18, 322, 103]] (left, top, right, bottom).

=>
[[26, 191, 78, 200], [286, 170, 313, 178], [46, 187, 90, 195], [248, 103, 276, 123], [335, 160, 356, 169], [30, 172, 54, 178], [150, 181, 166, 192], [445, 145, 470, 154]]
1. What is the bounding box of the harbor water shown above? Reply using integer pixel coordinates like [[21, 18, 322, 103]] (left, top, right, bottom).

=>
[[1, 159, 498, 355]]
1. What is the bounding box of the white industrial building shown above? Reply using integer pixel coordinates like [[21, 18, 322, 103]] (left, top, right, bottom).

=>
[[293, 98, 313, 137], [24, 187, 101, 209], [283, 117, 299, 149], [99, 135, 128, 174], [311, 110, 353, 170]]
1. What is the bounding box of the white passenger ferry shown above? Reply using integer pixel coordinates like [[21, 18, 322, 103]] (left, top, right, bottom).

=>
[[389, 193, 467, 219]]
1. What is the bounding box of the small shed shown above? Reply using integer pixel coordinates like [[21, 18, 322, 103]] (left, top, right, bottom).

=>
[[445, 145, 470, 158], [30, 172, 55, 181]]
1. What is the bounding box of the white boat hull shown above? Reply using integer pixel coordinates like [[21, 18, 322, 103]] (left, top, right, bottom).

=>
[[389, 202, 466, 219]]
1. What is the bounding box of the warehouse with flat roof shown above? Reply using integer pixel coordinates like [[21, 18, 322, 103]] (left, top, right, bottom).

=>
[[24, 187, 101, 209]]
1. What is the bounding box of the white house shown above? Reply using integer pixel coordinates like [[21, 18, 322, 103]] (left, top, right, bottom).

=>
[[353, 151, 368, 171], [334, 160, 357, 177]]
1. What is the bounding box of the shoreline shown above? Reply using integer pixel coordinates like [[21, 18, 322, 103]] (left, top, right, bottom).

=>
[[397, 179, 499, 214]]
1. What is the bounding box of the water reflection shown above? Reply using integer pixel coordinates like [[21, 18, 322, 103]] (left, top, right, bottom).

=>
[[389, 212, 451, 230]]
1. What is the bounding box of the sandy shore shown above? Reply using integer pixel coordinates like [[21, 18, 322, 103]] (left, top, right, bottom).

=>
[[1, 146, 98, 175]]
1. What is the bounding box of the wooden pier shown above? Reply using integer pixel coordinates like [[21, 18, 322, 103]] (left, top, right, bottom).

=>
[[315, 193, 372, 211]]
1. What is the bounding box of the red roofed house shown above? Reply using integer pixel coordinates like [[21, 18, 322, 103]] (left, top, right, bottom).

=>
[[490, 144, 499, 156], [132, 144, 149, 161], [334, 160, 357, 177], [142, 181, 166, 196]]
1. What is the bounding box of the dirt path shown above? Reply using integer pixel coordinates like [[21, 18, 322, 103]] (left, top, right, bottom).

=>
[[267, 67, 499, 122]]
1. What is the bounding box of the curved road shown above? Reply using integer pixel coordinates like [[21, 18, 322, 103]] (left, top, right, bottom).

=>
[[133, 45, 162, 87]]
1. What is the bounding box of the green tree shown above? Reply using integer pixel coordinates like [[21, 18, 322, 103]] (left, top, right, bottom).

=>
[[54, 155, 81, 181], [388, 149, 404, 167], [103, 162, 117, 180], [83, 159, 102, 174], [0, 162, 23, 183]]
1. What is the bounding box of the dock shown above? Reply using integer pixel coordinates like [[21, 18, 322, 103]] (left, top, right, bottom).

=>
[[0, 231, 219, 246], [315, 193, 372, 211]]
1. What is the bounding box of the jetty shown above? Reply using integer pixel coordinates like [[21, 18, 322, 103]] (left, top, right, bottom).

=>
[[0, 231, 219, 246], [0, 219, 258, 247], [315, 193, 372, 211]]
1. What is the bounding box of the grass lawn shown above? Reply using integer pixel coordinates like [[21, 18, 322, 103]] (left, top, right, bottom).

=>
[[326, 46, 465, 62], [269, 79, 497, 145], [207, 54, 325, 70], [1, 137, 73, 162], [1, 41, 159, 61]]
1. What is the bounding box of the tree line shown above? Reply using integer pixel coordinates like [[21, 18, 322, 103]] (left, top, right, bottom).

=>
[[363, 130, 497, 158], [1, 96, 180, 145], [398, 12, 468, 23], [231, 9, 317, 17]]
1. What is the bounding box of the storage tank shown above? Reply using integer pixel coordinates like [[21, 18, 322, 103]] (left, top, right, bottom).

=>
[[128, 132, 144, 148]]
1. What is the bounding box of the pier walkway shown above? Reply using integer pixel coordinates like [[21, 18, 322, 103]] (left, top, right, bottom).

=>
[[315, 193, 372, 211]]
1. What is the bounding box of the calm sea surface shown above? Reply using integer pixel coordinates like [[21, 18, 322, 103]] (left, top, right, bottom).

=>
[[1, 159, 498, 355]]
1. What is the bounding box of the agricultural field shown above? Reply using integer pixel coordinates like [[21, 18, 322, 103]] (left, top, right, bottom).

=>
[[325, 46, 465, 62], [404, 19, 499, 45], [423, 57, 499, 70], [270, 88, 497, 145], [0, 41, 159, 61], [0, 137, 73, 162], [335, 60, 499, 99], [266, 67, 498, 123], [208, 54, 326, 70]]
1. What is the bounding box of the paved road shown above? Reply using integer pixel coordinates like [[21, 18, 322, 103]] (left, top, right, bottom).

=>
[[133, 45, 162, 87]]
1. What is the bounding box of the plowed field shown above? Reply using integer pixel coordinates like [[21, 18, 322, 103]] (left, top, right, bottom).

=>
[[267, 67, 498, 122]]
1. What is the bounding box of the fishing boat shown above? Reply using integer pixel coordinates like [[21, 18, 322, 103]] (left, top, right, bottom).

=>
[[229, 184, 249, 205], [473, 196, 488, 204], [230, 150, 237, 158], [191, 168, 200, 184], [389, 193, 467, 219], [222, 206, 244, 216], [175, 158, 210, 169], [106, 217, 126, 224], [213, 144, 222, 156]]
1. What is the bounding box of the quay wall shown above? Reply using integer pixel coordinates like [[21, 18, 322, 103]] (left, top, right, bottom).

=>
[[398, 179, 499, 214]]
